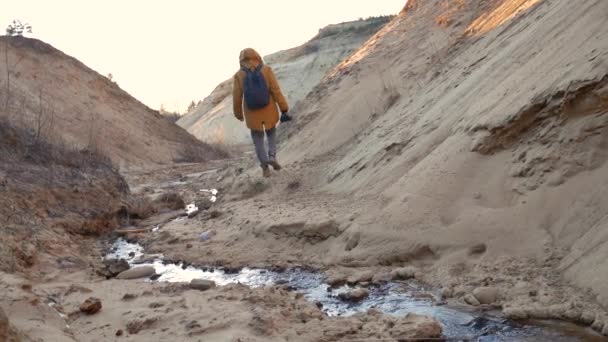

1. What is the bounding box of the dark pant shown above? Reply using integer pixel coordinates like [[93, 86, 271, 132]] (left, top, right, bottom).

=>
[[251, 127, 276, 167]]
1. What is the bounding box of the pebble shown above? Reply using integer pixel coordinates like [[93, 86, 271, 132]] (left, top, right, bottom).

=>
[[504, 307, 528, 320], [464, 294, 481, 306], [189, 279, 216, 291], [326, 275, 347, 287], [79, 297, 102, 315], [391, 267, 417, 280], [472, 286, 498, 304], [116, 266, 156, 280], [440, 287, 454, 299], [338, 288, 369, 302]]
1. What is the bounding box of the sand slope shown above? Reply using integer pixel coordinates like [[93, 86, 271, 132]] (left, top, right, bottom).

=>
[[0, 36, 222, 169], [280, 0, 608, 309]]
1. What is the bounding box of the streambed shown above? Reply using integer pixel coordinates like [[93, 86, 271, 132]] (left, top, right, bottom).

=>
[[106, 239, 605, 341]]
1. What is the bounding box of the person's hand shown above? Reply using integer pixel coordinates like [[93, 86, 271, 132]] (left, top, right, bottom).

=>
[[280, 112, 292, 123], [235, 114, 244, 122]]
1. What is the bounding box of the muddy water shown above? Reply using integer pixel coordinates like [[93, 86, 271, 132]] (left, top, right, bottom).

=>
[[106, 239, 606, 341]]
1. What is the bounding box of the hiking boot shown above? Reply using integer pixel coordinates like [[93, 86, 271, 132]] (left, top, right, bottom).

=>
[[262, 166, 271, 178], [268, 159, 282, 171]]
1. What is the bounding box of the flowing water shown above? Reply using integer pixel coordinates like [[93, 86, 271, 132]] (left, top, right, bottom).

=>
[[106, 239, 606, 341]]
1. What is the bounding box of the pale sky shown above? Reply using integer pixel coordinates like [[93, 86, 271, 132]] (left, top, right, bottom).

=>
[[2, 1, 406, 112]]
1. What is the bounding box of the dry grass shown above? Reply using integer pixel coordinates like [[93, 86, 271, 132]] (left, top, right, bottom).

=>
[[173, 141, 231, 163], [0, 116, 130, 272]]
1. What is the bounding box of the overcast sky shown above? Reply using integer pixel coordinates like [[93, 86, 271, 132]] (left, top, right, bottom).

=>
[[2, 1, 406, 112]]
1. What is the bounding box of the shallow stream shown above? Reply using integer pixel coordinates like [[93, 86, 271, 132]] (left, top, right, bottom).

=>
[[106, 239, 605, 341]]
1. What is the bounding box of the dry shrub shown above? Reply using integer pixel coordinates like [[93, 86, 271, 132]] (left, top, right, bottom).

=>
[[173, 141, 230, 163], [0, 117, 130, 272]]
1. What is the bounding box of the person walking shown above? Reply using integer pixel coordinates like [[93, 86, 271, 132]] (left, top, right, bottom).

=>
[[232, 48, 290, 177]]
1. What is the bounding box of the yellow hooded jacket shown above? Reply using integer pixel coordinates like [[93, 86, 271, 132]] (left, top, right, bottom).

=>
[[233, 48, 289, 132]]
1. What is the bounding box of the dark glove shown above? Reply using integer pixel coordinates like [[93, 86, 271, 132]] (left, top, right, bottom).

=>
[[280, 112, 292, 123]]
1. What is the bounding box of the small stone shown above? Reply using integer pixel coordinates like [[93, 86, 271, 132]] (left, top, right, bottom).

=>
[[186, 244, 193, 249], [326, 274, 347, 287], [121, 293, 137, 301], [338, 288, 369, 302], [79, 297, 102, 315], [102, 259, 130, 277], [504, 307, 528, 320], [391, 267, 417, 280], [591, 315, 605, 332], [579, 311, 595, 325], [115, 329, 123, 336], [468, 243, 487, 255], [347, 271, 374, 285], [440, 287, 454, 299], [371, 272, 391, 284], [464, 294, 481, 306], [209, 210, 222, 219], [189, 279, 216, 291], [472, 286, 498, 304], [196, 198, 213, 211], [199, 230, 216, 242], [116, 266, 156, 280], [127, 318, 158, 334]]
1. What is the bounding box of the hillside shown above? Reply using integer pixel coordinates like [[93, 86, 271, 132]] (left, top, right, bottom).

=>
[[177, 17, 393, 145], [0, 36, 224, 169], [280, 0, 608, 315]]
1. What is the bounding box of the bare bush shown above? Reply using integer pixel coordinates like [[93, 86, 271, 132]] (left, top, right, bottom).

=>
[[0, 116, 117, 173], [173, 141, 230, 164]]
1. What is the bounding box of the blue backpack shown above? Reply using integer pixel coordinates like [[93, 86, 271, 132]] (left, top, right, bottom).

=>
[[241, 65, 270, 110]]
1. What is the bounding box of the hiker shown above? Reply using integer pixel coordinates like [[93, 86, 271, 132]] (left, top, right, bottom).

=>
[[233, 48, 290, 177]]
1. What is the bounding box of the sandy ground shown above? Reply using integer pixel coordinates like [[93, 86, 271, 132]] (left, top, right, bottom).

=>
[[125, 153, 608, 335], [1, 152, 608, 340], [0, 155, 445, 342], [0, 268, 441, 342]]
